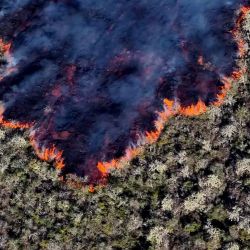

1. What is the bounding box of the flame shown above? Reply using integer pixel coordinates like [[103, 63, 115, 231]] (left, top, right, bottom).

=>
[[30, 136, 65, 170], [97, 159, 118, 177], [231, 68, 246, 80], [179, 99, 207, 116], [164, 98, 174, 109], [0, 116, 31, 129], [235, 6, 250, 27], [88, 184, 95, 193], [97, 147, 142, 177], [145, 130, 160, 143], [0, 39, 65, 172], [94, 5, 250, 186], [231, 6, 250, 55]]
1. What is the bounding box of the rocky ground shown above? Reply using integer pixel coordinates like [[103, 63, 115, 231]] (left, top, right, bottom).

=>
[[0, 13, 250, 250]]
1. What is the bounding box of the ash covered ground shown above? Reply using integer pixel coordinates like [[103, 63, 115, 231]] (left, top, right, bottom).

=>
[[0, 0, 247, 182]]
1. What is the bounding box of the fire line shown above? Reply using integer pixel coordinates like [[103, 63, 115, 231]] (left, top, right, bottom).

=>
[[0, 2, 249, 189]]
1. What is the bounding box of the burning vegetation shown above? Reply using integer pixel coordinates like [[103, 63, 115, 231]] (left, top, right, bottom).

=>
[[0, 2, 250, 249], [0, 1, 249, 185]]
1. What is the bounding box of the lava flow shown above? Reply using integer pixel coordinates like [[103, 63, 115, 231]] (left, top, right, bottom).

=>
[[0, 1, 249, 186]]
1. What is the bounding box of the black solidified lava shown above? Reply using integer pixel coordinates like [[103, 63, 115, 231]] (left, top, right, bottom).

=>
[[0, 0, 246, 183]]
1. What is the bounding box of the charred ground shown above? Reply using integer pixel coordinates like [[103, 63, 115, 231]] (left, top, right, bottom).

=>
[[0, 12, 250, 250], [0, 1, 247, 182]]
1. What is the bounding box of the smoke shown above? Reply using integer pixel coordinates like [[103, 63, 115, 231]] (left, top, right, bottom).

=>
[[0, 0, 247, 183]]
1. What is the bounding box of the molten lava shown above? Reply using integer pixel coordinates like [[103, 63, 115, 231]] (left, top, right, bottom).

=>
[[0, 1, 249, 186]]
